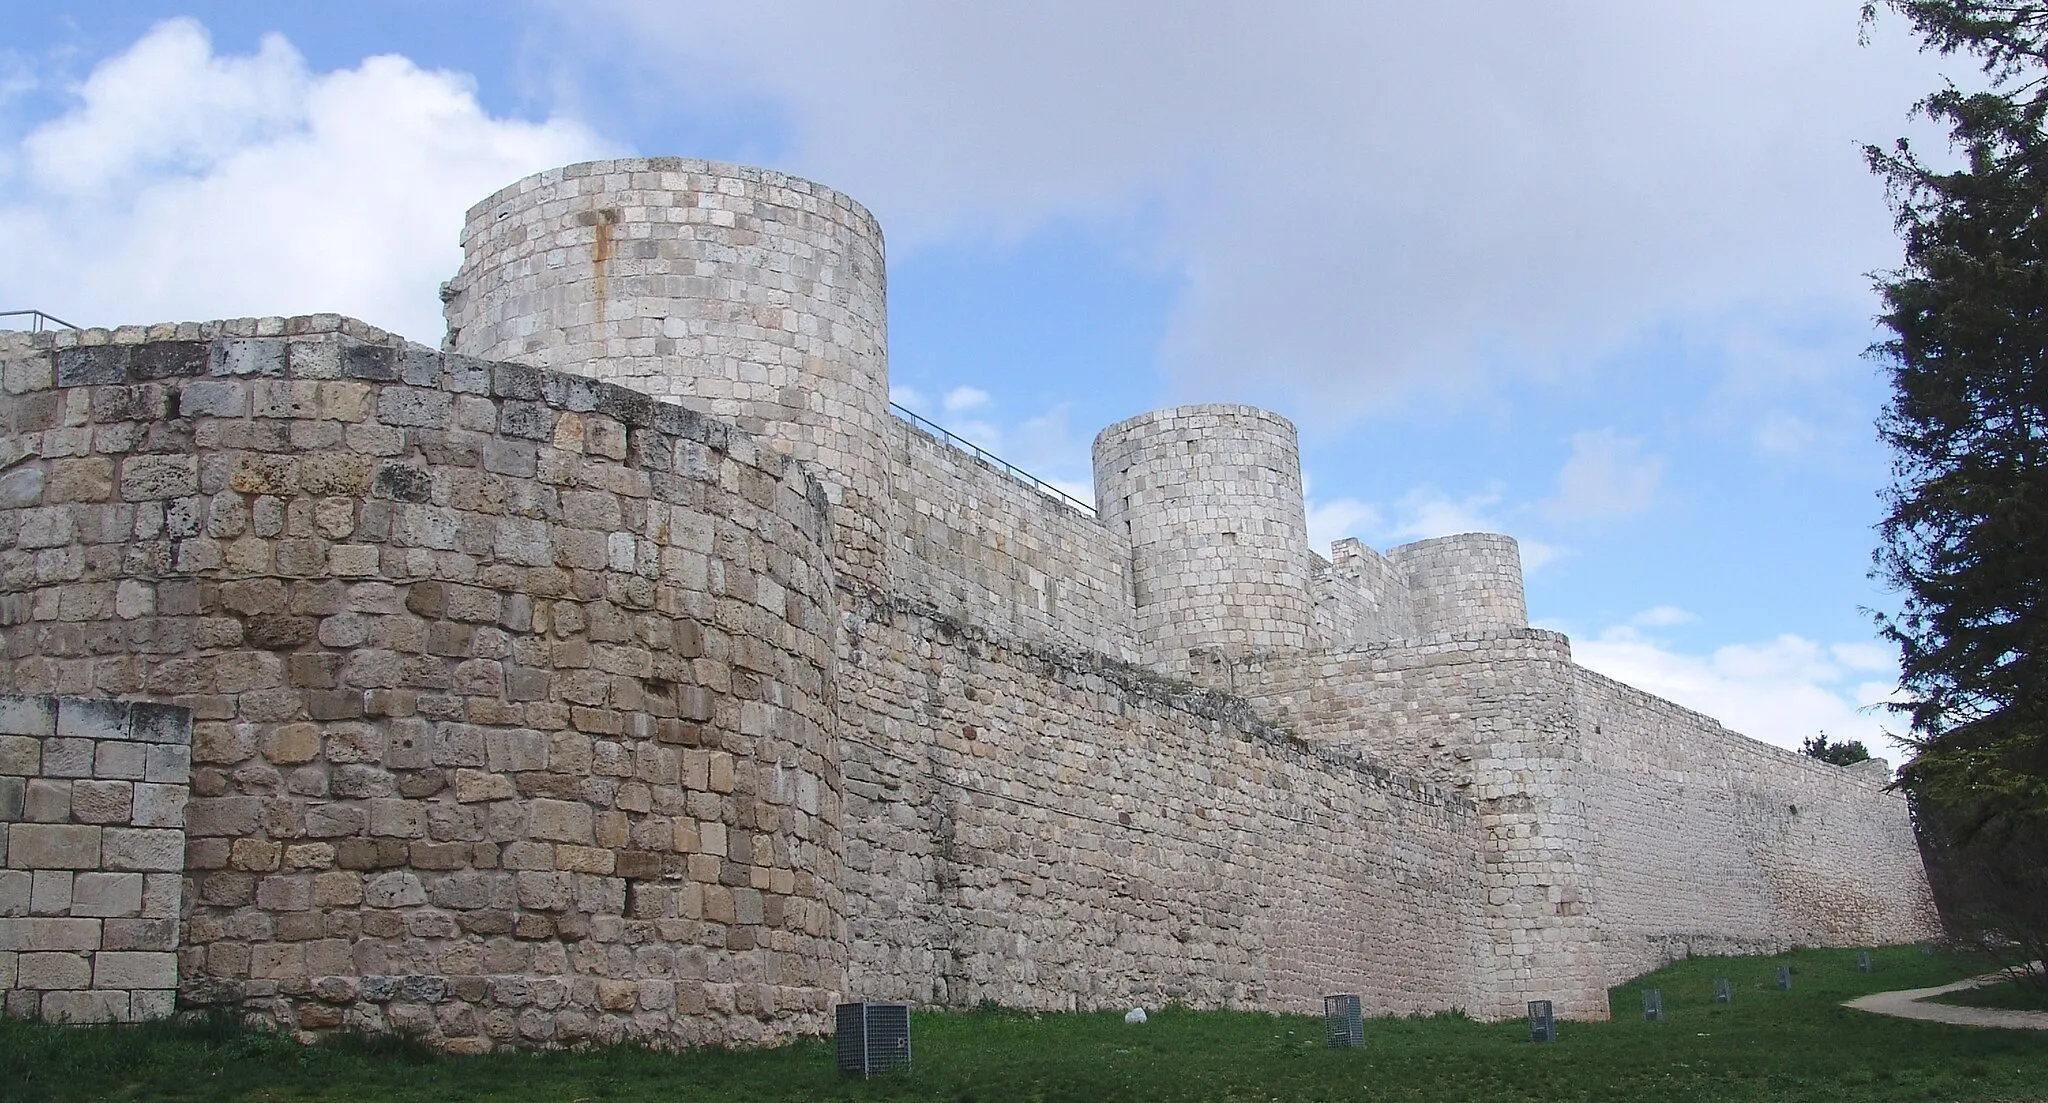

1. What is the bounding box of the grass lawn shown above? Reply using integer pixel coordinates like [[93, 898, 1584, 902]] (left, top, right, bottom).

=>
[[4, 947, 2046, 1103]]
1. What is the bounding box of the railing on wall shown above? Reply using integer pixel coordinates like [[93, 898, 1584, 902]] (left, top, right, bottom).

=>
[[0, 310, 82, 333], [889, 402, 1097, 519]]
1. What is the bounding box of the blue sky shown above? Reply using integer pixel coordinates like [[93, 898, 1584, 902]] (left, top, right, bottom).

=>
[[0, 2, 1969, 755]]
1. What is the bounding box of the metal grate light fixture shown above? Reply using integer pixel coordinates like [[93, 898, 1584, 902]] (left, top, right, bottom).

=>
[[836, 1002, 912, 1078], [1641, 988, 1663, 1022], [1323, 994, 1364, 1048], [1527, 1000, 1556, 1043]]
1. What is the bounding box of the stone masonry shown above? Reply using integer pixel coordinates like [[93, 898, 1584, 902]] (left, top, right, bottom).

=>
[[0, 155, 1942, 1047], [1, 696, 190, 1023]]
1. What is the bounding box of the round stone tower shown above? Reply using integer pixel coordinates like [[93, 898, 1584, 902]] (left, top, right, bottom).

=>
[[441, 157, 893, 582], [1093, 404, 1316, 673], [1387, 533, 1527, 637]]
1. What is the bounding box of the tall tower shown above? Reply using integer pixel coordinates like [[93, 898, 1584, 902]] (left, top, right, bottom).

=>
[[441, 157, 893, 582], [1094, 404, 1316, 674], [1387, 534, 1527, 637]]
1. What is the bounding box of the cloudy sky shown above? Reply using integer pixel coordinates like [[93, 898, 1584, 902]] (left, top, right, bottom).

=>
[[1, 2, 1967, 756]]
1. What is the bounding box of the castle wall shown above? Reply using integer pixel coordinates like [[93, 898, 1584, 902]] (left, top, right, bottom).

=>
[[1, 696, 192, 1024], [1313, 539, 1417, 647], [832, 586, 1491, 1018], [1570, 668, 1942, 983], [1228, 631, 1942, 1012], [885, 417, 1137, 659], [0, 320, 844, 1049], [1220, 631, 1609, 1018], [442, 158, 896, 584]]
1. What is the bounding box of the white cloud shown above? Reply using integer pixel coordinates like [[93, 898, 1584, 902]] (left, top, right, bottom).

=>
[[942, 385, 991, 413], [1388, 487, 1505, 541], [1541, 429, 1663, 521], [1576, 626, 1905, 755], [560, 1, 1954, 416], [889, 384, 931, 412], [0, 19, 614, 344], [1306, 496, 1380, 555], [1630, 605, 1696, 628]]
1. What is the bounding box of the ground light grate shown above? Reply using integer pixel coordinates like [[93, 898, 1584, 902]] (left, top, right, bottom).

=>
[[1527, 1000, 1556, 1043], [836, 1002, 911, 1078], [1323, 994, 1364, 1048]]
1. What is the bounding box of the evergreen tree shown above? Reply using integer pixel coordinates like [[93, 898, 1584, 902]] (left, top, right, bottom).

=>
[[1866, 0, 2048, 830], [1800, 734, 1874, 765], [1866, 0, 2048, 974]]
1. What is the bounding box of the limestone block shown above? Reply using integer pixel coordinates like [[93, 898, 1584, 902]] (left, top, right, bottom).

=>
[[0, 917, 101, 951], [527, 800, 593, 844], [70, 780, 133, 824], [64, 873, 141, 920], [130, 784, 186, 829], [0, 870, 26, 916], [0, 777, 22, 822], [94, 951, 177, 989], [262, 724, 321, 765], [0, 733, 42, 773], [101, 828, 184, 872], [139, 874, 181, 919], [29, 870, 72, 915], [451, 769, 515, 803], [40, 739, 94, 779], [10, 824, 101, 869], [18, 951, 93, 989], [120, 455, 198, 501], [93, 742, 147, 781], [102, 917, 177, 952], [41, 989, 129, 1023], [363, 870, 426, 908], [131, 990, 175, 1019]]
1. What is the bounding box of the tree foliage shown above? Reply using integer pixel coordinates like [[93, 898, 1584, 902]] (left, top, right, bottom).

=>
[[1800, 734, 1874, 765], [1864, 0, 2048, 836]]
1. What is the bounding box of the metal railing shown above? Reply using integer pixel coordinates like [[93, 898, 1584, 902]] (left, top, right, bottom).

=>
[[889, 402, 1096, 518], [0, 310, 81, 333]]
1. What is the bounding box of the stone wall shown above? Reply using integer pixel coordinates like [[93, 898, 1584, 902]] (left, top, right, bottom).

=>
[[1, 695, 191, 1023], [1572, 669, 1941, 982], [1315, 538, 1417, 646], [886, 417, 1136, 660], [0, 319, 844, 1048], [1223, 629, 1939, 1013], [833, 584, 1492, 1018]]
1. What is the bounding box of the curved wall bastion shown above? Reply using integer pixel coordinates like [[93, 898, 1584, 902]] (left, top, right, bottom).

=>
[[0, 156, 1940, 1048]]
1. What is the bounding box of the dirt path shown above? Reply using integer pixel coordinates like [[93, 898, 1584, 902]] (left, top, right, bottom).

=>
[[1844, 968, 2048, 1030]]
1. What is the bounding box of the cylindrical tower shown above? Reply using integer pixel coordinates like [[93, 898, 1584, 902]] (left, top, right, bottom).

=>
[[1387, 533, 1527, 637], [1094, 404, 1315, 674], [441, 157, 892, 582]]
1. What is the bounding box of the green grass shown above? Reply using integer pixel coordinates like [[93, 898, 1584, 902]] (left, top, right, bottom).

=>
[[1932, 972, 2048, 1012], [3, 947, 2046, 1102]]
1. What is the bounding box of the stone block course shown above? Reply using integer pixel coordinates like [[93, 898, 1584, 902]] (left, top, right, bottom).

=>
[[0, 697, 190, 1021]]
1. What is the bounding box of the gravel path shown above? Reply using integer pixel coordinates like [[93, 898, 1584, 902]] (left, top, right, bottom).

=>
[[1844, 968, 2048, 1030]]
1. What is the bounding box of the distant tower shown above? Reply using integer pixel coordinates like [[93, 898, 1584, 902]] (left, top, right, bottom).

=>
[[441, 157, 893, 581], [1094, 404, 1316, 674], [1387, 534, 1527, 637]]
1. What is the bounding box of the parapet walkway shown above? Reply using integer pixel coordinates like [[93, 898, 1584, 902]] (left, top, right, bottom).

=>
[[1844, 967, 2048, 1030]]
